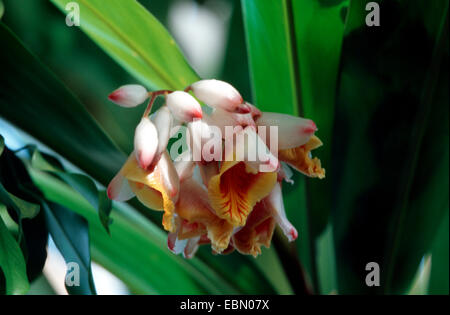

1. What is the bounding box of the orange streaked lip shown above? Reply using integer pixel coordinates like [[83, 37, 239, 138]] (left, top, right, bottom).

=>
[[208, 161, 277, 227]]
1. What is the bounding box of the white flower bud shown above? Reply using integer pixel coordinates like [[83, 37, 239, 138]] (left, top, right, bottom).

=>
[[108, 84, 148, 108], [256, 112, 318, 150], [190, 79, 244, 112], [151, 106, 173, 158], [134, 117, 158, 170], [166, 91, 203, 122]]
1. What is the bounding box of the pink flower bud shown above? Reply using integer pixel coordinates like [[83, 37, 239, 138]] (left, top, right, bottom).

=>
[[134, 117, 158, 170], [190, 79, 244, 112], [256, 112, 318, 150], [108, 84, 148, 108], [166, 91, 203, 122]]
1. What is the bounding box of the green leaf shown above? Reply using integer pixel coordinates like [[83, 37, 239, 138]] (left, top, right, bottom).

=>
[[292, 0, 348, 235], [98, 190, 113, 234], [241, 0, 314, 292], [30, 148, 62, 173], [0, 215, 30, 295], [41, 200, 97, 295], [52, 172, 113, 235], [428, 209, 449, 294], [0, 182, 40, 238], [50, 0, 199, 90], [408, 255, 432, 295], [316, 223, 338, 294], [28, 146, 113, 234], [0, 0, 4, 20], [0, 144, 49, 282], [6, 192, 39, 220], [290, 0, 349, 291], [333, 0, 449, 294], [0, 22, 126, 186], [242, 1, 299, 114], [55, 173, 99, 212]]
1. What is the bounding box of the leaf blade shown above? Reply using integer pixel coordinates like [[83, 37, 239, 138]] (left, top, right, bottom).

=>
[[50, 0, 199, 90], [0, 215, 30, 295]]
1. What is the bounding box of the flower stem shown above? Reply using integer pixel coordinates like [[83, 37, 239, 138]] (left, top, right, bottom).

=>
[[142, 90, 171, 117]]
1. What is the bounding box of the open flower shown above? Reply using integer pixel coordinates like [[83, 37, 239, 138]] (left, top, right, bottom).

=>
[[107, 79, 325, 258], [108, 152, 179, 232]]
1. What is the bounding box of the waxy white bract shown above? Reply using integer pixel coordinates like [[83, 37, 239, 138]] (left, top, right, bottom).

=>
[[108, 84, 148, 108], [166, 91, 203, 122], [151, 106, 174, 159], [134, 117, 158, 170], [190, 79, 244, 112], [256, 112, 317, 150]]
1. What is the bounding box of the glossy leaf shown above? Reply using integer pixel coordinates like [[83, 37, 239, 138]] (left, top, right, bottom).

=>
[[50, 0, 199, 90], [42, 200, 97, 295], [291, 0, 348, 292], [0, 215, 29, 295], [242, 1, 298, 114], [0, 0, 4, 20], [292, 0, 348, 235], [98, 190, 113, 234], [241, 0, 314, 292], [0, 183, 38, 222], [29, 146, 113, 234], [428, 209, 449, 294], [0, 143, 48, 284], [0, 22, 126, 186]]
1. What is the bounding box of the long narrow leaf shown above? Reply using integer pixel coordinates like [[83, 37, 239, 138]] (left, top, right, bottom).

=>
[[241, 0, 314, 292], [50, 0, 199, 90]]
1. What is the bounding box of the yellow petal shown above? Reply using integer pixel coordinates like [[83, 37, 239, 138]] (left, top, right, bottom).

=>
[[121, 153, 179, 232], [176, 179, 234, 253], [278, 135, 325, 179], [208, 161, 277, 227], [233, 200, 276, 257], [128, 181, 163, 210]]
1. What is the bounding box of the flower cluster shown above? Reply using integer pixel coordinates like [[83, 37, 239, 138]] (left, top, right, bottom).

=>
[[107, 79, 325, 258]]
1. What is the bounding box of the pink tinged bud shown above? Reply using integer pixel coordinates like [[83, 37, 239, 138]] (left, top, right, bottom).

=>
[[268, 183, 298, 242], [190, 79, 244, 112], [151, 106, 173, 158], [166, 91, 203, 122], [134, 117, 159, 170], [256, 112, 318, 150], [107, 172, 135, 201], [108, 84, 148, 108]]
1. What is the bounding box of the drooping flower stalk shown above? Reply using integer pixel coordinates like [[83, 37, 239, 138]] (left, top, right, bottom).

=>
[[107, 79, 325, 258]]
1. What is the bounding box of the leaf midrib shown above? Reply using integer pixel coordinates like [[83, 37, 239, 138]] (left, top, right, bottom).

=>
[[76, 0, 176, 89]]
